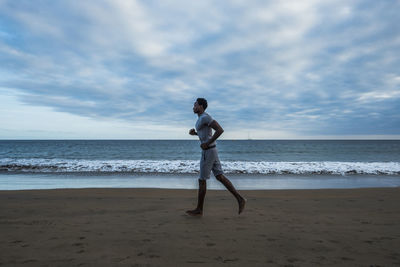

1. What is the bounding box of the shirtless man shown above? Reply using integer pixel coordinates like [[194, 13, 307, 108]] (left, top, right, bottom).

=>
[[186, 98, 246, 216]]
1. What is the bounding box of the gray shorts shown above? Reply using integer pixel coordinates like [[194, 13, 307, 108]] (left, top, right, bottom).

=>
[[199, 147, 224, 180]]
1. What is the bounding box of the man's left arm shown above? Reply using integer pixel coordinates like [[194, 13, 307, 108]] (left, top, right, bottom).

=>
[[201, 120, 224, 149]]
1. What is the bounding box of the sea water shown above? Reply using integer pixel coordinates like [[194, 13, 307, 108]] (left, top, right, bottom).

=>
[[1, 140, 399, 190]]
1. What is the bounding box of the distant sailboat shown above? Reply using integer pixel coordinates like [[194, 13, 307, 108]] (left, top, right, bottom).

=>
[[247, 132, 252, 140]]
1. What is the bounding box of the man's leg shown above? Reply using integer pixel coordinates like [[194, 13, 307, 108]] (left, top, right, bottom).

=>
[[186, 179, 207, 216], [216, 174, 246, 214]]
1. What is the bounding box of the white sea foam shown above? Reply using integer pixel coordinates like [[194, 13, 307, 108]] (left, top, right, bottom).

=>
[[1, 158, 400, 175]]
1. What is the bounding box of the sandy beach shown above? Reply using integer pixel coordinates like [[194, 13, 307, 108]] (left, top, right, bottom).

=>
[[1, 187, 400, 266]]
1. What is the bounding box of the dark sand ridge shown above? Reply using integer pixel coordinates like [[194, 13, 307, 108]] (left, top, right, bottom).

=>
[[1, 187, 400, 266]]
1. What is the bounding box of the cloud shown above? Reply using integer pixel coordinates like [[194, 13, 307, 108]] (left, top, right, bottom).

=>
[[0, 0, 399, 138]]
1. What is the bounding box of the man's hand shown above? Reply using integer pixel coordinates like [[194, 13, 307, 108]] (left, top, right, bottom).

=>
[[189, 128, 197, 136], [200, 143, 209, 150]]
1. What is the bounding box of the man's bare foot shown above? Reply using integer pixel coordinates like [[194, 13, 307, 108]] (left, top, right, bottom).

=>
[[186, 209, 203, 216], [238, 197, 246, 214]]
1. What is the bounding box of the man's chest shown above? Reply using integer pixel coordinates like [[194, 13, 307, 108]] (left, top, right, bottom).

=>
[[195, 117, 206, 131]]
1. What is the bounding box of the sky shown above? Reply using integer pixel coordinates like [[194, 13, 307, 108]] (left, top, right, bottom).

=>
[[0, 0, 399, 139]]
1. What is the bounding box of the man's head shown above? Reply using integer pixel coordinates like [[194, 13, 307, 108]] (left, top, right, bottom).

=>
[[193, 98, 208, 114]]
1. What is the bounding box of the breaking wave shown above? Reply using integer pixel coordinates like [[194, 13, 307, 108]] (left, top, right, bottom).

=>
[[1, 158, 399, 175]]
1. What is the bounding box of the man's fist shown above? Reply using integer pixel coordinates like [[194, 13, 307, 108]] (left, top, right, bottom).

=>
[[189, 128, 197, 135]]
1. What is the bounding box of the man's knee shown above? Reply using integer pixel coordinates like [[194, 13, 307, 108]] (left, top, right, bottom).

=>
[[198, 179, 207, 185]]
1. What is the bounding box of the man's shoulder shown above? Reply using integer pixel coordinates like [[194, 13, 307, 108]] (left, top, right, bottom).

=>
[[201, 112, 213, 120]]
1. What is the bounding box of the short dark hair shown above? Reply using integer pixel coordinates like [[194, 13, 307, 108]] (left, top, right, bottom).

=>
[[196, 98, 208, 110]]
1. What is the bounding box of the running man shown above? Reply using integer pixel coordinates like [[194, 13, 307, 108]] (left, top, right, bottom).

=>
[[186, 98, 246, 216]]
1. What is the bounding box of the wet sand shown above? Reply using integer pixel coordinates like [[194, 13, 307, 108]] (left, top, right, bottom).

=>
[[1, 187, 400, 266]]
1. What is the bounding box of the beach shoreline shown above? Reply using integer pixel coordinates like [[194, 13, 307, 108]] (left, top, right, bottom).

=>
[[1, 187, 400, 266], [1, 172, 400, 190]]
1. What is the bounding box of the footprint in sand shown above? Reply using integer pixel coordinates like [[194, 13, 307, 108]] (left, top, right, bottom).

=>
[[22, 259, 38, 263], [214, 256, 239, 263], [340, 257, 354, 261], [150, 255, 160, 258], [287, 257, 302, 263]]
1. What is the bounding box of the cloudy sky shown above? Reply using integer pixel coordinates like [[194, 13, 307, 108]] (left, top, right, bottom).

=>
[[0, 0, 399, 139]]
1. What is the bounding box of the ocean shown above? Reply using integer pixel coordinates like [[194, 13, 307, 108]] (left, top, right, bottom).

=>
[[1, 140, 400, 190]]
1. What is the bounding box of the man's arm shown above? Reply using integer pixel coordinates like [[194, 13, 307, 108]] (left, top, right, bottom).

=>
[[201, 120, 224, 149]]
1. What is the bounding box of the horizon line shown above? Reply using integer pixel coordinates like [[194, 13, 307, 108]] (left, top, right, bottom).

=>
[[1, 138, 400, 141]]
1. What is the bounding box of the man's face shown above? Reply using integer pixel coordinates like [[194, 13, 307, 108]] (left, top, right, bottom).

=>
[[193, 101, 201, 113]]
